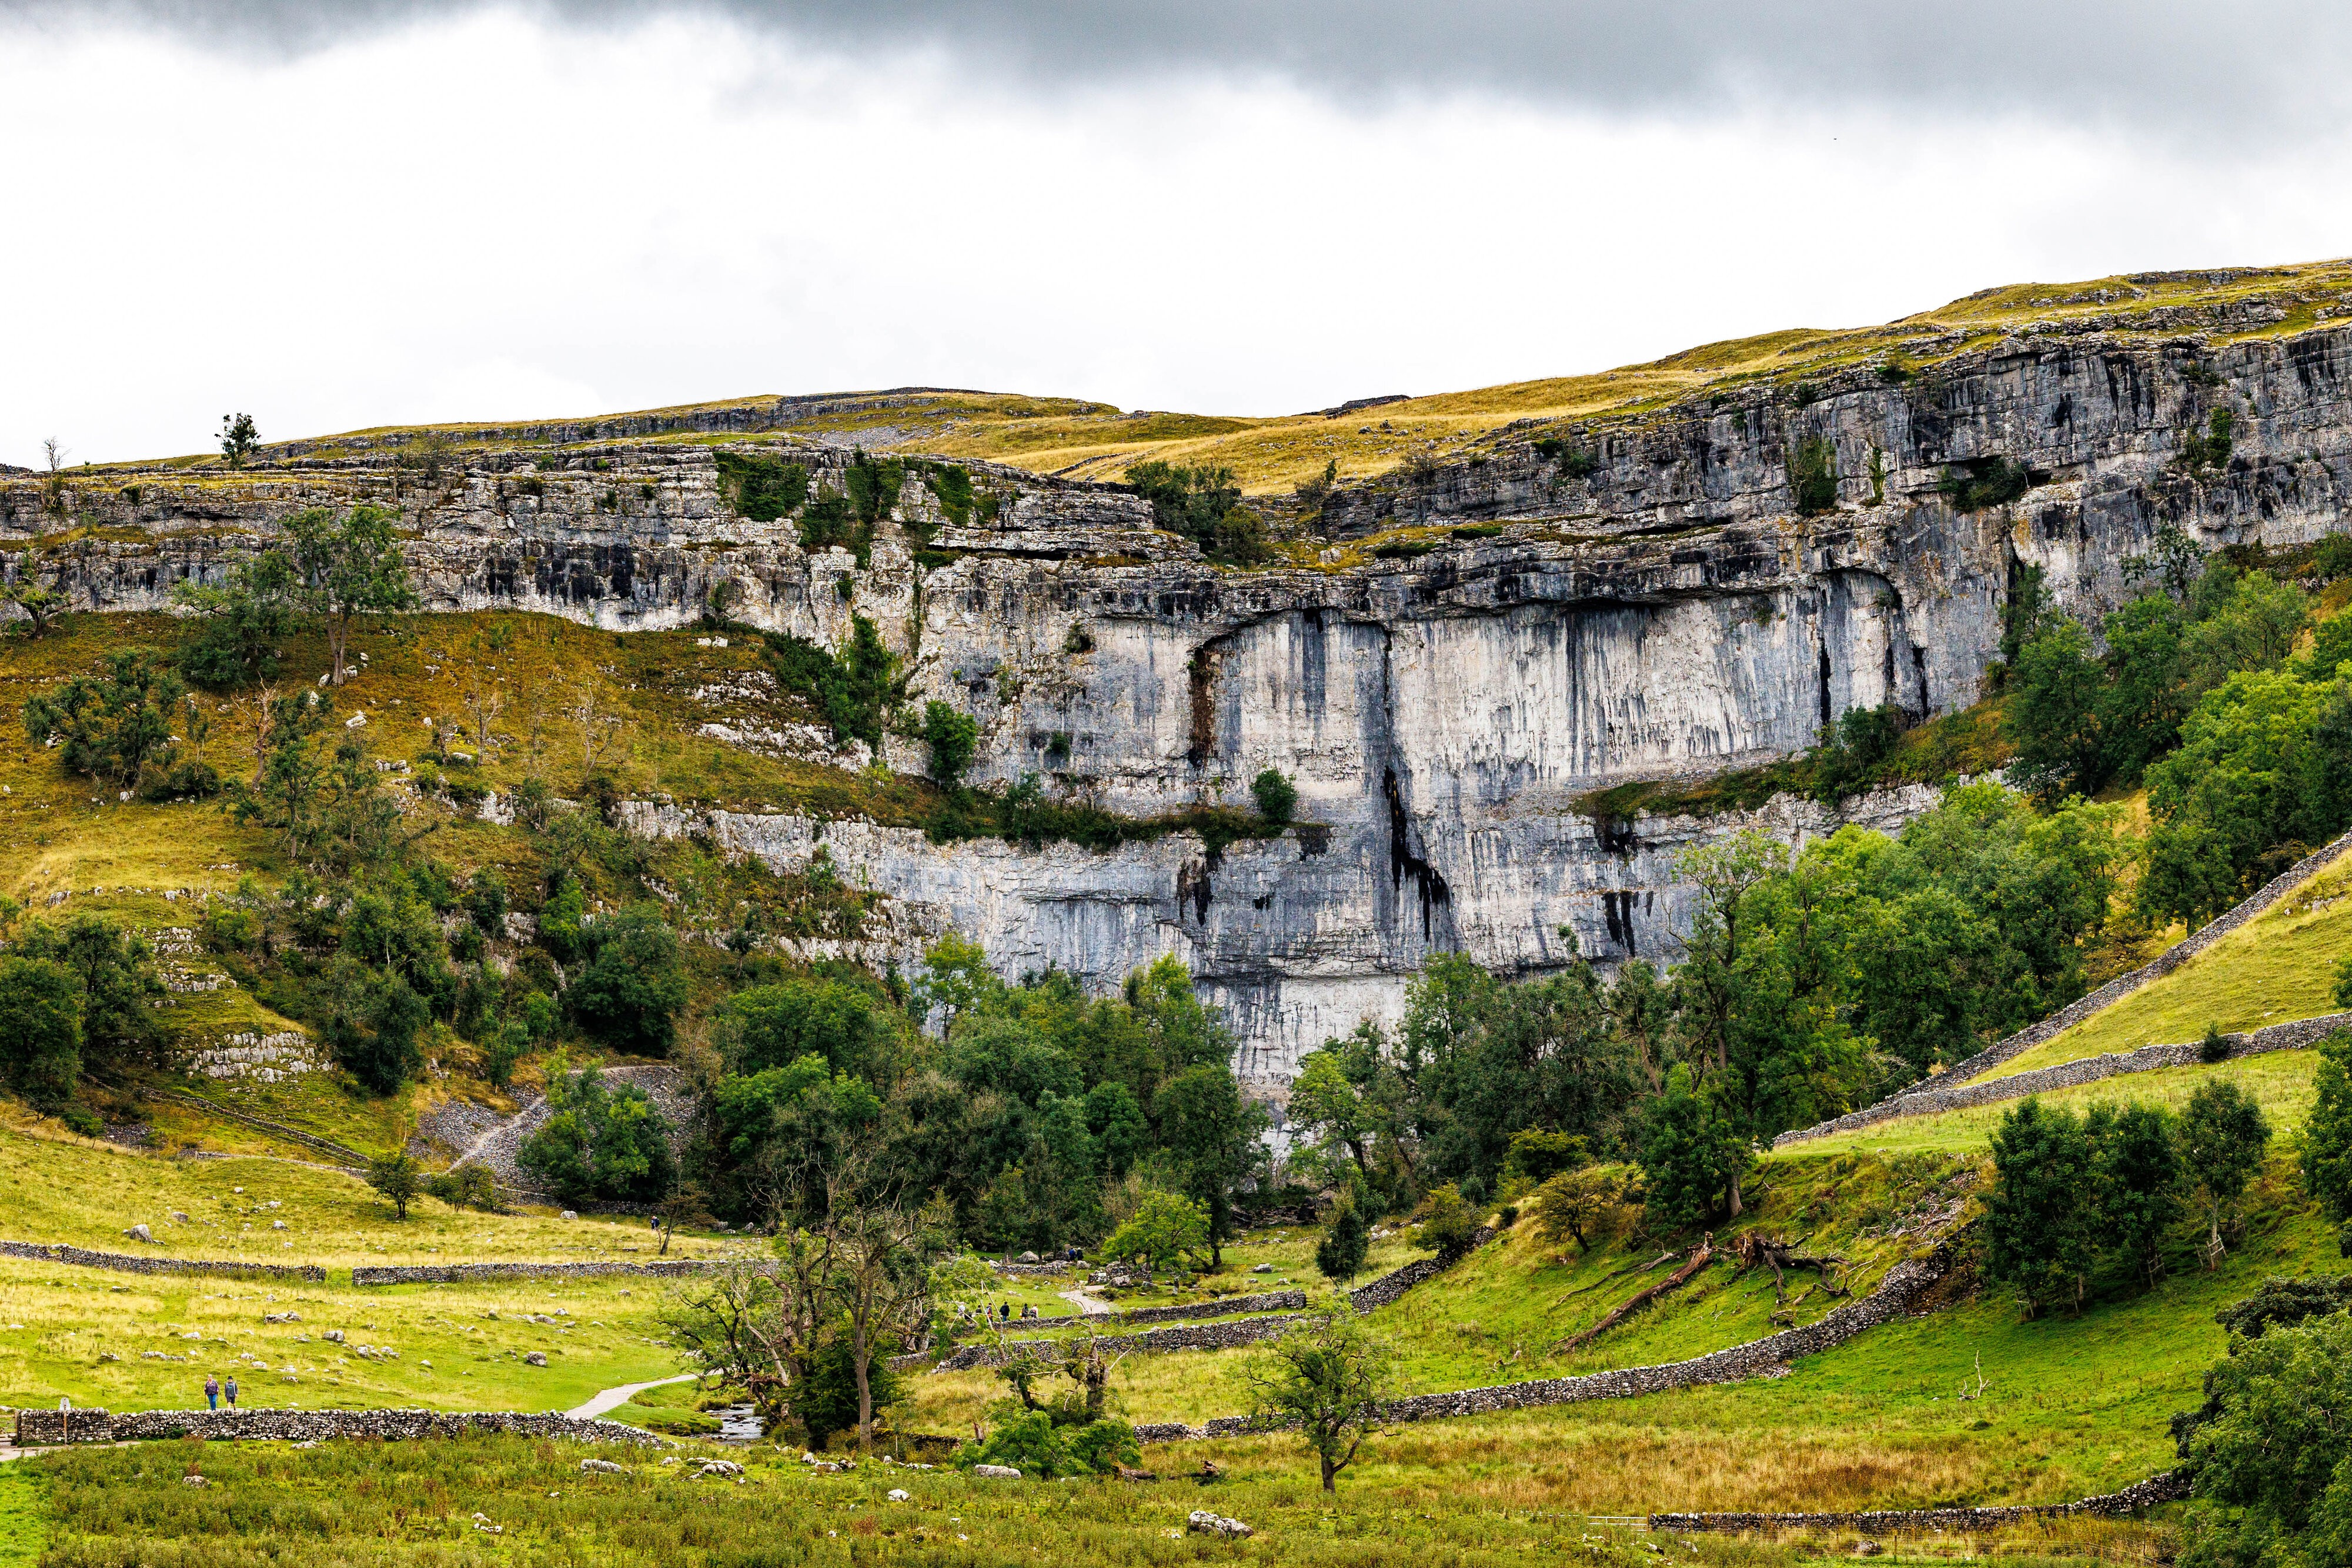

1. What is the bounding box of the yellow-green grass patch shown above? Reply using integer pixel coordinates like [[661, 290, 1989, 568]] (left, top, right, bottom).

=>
[[2002, 841, 2352, 1075]]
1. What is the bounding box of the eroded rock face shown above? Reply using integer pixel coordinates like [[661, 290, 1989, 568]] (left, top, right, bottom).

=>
[[13, 330, 2351, 1094]]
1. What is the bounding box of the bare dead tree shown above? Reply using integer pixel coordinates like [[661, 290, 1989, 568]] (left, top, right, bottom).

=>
[[572, 682, 620, 771], [462, 675, 505, 755]]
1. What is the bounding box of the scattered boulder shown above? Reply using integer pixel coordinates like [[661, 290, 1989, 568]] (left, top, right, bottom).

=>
[[1251, 1263, 1272, 1274], [182, 1475, 208, 1488], [323, 1329, 345, 1343], [125, 1224, 153, 1243], [523, 1352, 548, 1367], [1854, 1542, 1883, 1558], [887, 1489, 911, 1502], [263, 1312, 301, 1325], [272, 1221, 288, 1231], [169, 1212, 190, 1224], [697, 1460, 744, 1478], [1188, 1510, 1252, 1539], [579, 1458, 626, 1475], [560, 1211, 579, 1221], [972, 1465, 1023, 1479], [1018, 1251, 1038, 1263]]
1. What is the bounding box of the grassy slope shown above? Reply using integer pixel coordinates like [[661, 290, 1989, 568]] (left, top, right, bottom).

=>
[[2003, 840, 2352, 1075]]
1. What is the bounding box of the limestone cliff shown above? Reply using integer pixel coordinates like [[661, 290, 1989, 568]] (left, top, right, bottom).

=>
[[10, 325, 2350, 1102]]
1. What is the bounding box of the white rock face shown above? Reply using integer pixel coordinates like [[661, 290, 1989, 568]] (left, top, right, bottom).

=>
[[16, 329, 2352, 1099]]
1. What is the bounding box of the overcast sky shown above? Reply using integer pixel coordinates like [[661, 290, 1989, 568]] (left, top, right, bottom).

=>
[[7, 2, 2352, 466]]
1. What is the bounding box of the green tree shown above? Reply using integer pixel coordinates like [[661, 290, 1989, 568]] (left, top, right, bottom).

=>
[[2005, 617, 2109, 801], [5, 570, 68, 638], [322, 956, 429, 1095], [564, 905, 689, 1056], [719, 978, 881, 1078], [1244, 1309, 1395, 1492], [286, 504, 418, 686], [1156, 1058, 1264, 1266], [1251, 768, 1298, 823], [1125, 461, 1242, 553], [1314, 1191, 1371, 1285], [518, 1065, 678, 1204], [1637, 1064, 1749, 1231], [1984, 1097, 2098, 1316], [1100, 1189, 1208, 1275], [2094, 1102, 2183, 1288], [175, 551, 298, 688], [2178, 1311, 2352, 1568], [2180, 1079, 2273, 1266], [0, 957, 82, 1108], [1534, 1164, 1638, 1255], [16, 914, 167, 1075], [790, 1321, 906, 1453], [923, 700, 979, 786], [1410, 1182, 1480, 1252], [2304, 1030, 2352, 1221], [22, 647, 187, 790], [365, 1151, 423, 1220], [218, 412, 258, 467]]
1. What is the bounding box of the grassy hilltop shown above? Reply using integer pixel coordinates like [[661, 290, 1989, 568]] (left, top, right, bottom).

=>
[[40, 257, 2352, 494]]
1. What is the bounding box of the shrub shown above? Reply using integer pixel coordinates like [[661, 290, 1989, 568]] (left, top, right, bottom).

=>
[[2200, 1024, 2233, 1064], [1788, 437, 1839, 514], [1101, 1189, 1209, 1275], [517, 1065, 677, 1204], [1409, 1183, 1479, 1253], [924, 700, 979, 787], [1938, 457, 2033, 511], [1314, 1194, 1370, 1284], [1250, 768, 1298, 824], [564, 905, 689, 1057], [713, 451, 808, 522]]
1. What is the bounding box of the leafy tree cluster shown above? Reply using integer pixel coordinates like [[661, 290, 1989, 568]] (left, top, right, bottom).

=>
[[21, 647, 216, 800], [1286, 787, 2126, 1231], [1124, 460, 1268, 564], [690, 942, 1267, 1268], [0, 908, 169, 1112], [713, 451, 810, 523], [761, 618, 901, 751], [518, 1063, 679, 1203], [1984, 1081, 2270, 1317]]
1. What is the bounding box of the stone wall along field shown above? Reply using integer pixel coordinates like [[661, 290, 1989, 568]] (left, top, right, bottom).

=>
[[353, 1259, 722, 1286], [1885, 828, 2352, 1101], [1131, 1251, 1947, 1444], [1651, 1470, 2191, 1533], [1775, 1011, 2352, 1148], [11, 1407, 667, 1448], [928, 1312, 1307, 1372], [0, 1239, 325, 1284]]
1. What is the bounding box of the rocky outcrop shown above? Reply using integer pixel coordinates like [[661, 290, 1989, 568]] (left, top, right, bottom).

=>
[[15, 329, 2352, 1089]]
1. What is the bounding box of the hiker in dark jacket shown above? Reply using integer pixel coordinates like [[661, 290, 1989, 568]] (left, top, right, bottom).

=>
[[223, 1375, 239, 1409], [203, 1374, 220, 1410]]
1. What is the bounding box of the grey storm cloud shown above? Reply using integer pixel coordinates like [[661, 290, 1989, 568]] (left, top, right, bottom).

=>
[[11, 0, 2352, 145]]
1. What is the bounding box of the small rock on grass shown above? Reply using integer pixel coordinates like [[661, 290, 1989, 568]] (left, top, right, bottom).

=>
[[972, 1465, 1023, 1479], [1187, 1510, 1251, 1538], [580, 1459, 625, 1475], [887, 1489, 911, 1502]]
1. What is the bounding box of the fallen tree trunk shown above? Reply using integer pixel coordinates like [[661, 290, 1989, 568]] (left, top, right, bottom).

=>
[[1558, 1238, 1716, 1352]]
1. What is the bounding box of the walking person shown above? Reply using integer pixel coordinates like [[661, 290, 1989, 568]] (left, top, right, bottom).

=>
[[223, 1375, 239, 1410], [203, 1373, 220, 1410]]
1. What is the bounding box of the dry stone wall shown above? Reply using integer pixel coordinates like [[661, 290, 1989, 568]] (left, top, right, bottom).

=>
[[1900, 829, 2352, 1098], [11, 1406, 664, 1447], [354, 1259, 722, 1286], [0, 1239, 325, 1284], [929, 1312, 1305, 1372], [1651, 1470, 2190, 1533], [1776, 1011, 2352, 1148], [1132, 1252, 1946, 1443]]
